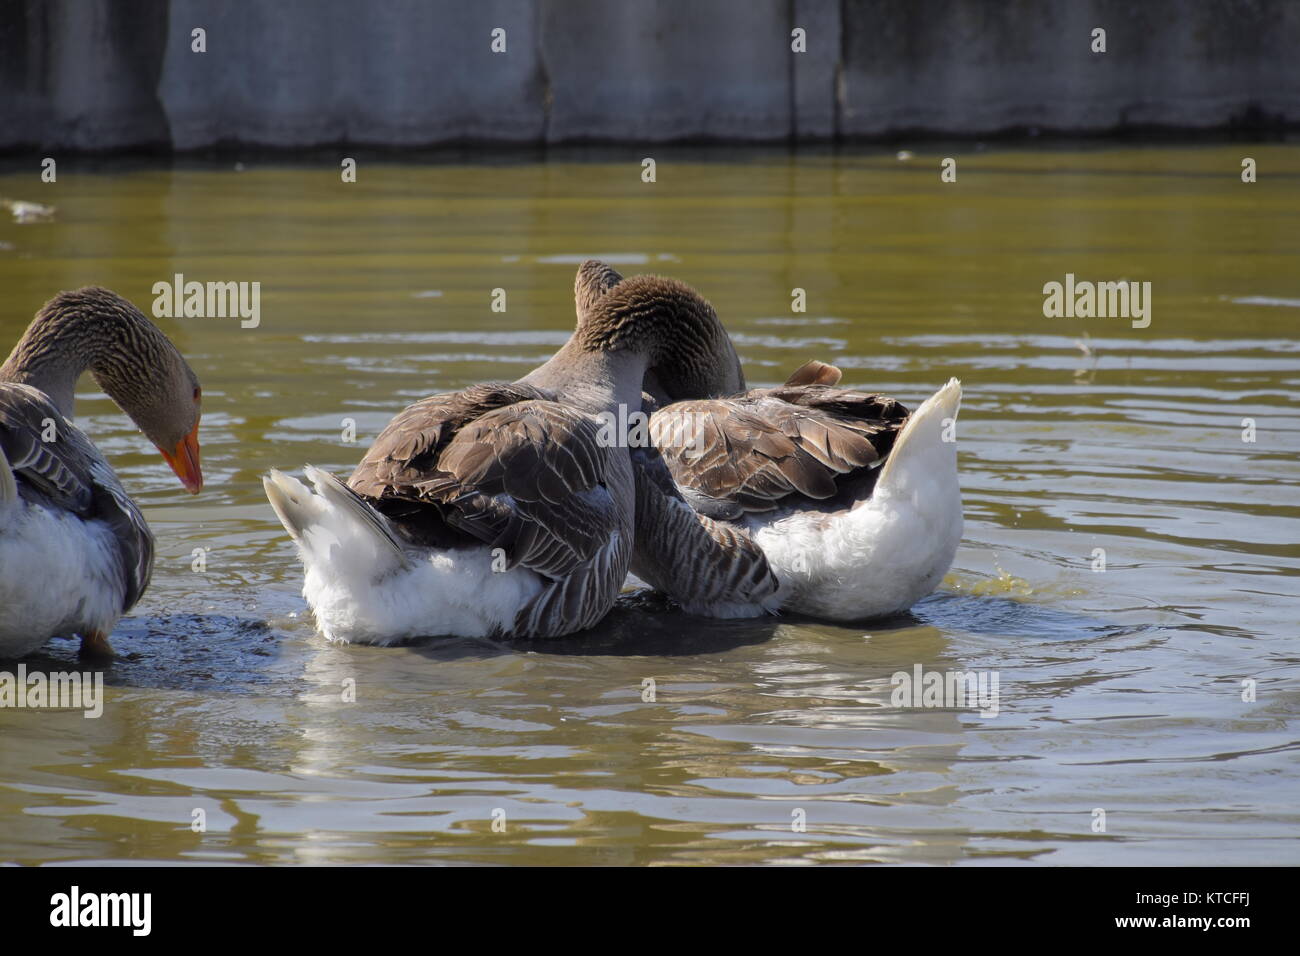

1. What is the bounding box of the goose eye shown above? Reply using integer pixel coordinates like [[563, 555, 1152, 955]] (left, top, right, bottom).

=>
[[193, 386, 202, 402]]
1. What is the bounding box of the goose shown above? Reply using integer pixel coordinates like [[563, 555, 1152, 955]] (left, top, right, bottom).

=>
[[263, 261, 730, 643], [0, 287, 204, 659], [577, 263, 965, 622]]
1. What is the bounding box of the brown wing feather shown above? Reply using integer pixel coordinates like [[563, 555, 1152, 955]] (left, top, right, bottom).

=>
[[0, 382, 153, 611], [350, 382, 543, 494], [348, 384, 614, 581], [649, 384, 909, 515], [783, 359, 842, 387]]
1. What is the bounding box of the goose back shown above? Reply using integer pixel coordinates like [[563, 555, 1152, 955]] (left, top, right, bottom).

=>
[[347, 381, 632, 636]]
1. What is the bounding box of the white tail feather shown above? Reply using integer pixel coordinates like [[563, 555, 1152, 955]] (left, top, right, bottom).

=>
[[752, 379, 964, 621], [263, 467, 409, 582], [264, 466, 544, 643], [874, 377, 962, 502]]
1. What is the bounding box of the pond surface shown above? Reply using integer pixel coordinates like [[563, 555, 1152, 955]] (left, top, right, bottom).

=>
[[0, 144, 1297, 865]]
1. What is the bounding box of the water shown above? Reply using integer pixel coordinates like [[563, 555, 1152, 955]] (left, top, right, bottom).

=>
[[0, 144, 1297, 865]]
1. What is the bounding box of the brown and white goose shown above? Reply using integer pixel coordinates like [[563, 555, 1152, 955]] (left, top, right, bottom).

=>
[[578, 264, 965, 622], [0, 287, 204, 659], [263, 264, 727, 643]]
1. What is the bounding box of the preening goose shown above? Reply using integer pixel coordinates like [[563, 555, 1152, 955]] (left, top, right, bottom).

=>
[[579, 265, 964, 622], [0, 287, 204, 659], [263, 262, 727, 643]]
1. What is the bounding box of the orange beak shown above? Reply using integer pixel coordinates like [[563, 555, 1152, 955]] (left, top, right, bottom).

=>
[[159, 422, 203, 494]]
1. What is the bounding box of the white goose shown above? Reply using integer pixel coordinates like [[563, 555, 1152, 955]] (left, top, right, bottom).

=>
[[0, 288, 204, 659], [263, 263, 729, 643], [582, 264, 965, 622]]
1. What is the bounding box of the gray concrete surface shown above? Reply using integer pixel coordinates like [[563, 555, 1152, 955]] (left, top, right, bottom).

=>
[[1, 0, 1296, 151]]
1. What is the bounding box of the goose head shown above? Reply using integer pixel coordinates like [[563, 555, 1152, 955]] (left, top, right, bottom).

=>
[[573, 260, 745, 405], [1, 287, 204, 493]]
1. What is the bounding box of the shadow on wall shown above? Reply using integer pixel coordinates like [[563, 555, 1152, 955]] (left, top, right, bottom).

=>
[[1, 0, 1298, 151]]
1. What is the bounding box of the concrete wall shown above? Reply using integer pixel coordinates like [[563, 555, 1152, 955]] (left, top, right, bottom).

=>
[[1, 0, 1297, 151], [839, 0, 1300, 135]]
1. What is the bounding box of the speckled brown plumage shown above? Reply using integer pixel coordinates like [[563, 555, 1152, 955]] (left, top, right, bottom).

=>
[[1, 288, 200, 450], [650, 377, 910, 518], [343, 368, 635, 638], [573, 262, 745, 402], [349, 382, 615, 580]]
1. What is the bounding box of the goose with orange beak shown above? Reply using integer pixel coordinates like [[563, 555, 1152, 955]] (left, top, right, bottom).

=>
[[0, 287, 203, 659]]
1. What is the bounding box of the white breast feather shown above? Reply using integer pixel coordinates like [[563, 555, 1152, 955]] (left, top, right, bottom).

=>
[[0, 502, 126, 657]]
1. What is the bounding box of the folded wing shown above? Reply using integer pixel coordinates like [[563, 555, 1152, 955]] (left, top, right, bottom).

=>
[[348, 382, 624, 634], [0, 382, 154, 610], [649, 371, 910, 519]]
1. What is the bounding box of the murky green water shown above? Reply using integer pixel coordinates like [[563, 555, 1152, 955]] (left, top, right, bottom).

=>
[[0, 144, 1297, 865]]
